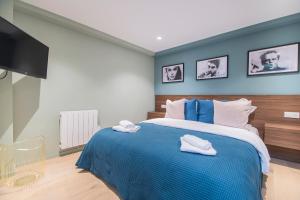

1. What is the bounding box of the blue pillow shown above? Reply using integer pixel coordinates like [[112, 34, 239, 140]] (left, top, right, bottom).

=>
[[198, 100, 214, 123], [184, 99, 198, 121]]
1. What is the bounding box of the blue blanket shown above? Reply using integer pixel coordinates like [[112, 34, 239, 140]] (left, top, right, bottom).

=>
[[76, 123, 262, 200]]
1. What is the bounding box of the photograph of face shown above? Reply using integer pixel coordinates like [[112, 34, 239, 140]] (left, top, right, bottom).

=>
[[162, 63, 184, 83], [196, 56, 228, 80], [248, 43, 299, 76]]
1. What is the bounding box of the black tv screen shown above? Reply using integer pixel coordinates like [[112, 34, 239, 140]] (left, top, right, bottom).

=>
[[0, 16, 49, 79]]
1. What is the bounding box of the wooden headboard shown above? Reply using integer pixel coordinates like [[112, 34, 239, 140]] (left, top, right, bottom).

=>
[[153, 95, 300, 162], [155, 95, 300, 124]]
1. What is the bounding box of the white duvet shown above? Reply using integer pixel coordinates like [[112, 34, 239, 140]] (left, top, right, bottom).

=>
[[143, 118, 270, 175]]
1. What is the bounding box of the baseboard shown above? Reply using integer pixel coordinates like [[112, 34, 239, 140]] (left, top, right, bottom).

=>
[[59, 145, 84, 156]]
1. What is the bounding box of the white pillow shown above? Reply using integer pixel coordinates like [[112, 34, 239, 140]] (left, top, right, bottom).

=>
[[165, 99, 186, 120], [225, 98, 252, 106], [213, 100, 256, 129]]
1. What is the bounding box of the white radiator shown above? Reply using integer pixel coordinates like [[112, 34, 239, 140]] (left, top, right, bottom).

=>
[[59, 110, 100, 150]]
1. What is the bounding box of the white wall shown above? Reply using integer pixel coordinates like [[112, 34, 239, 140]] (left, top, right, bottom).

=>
[[11, 9, 154, 157], [0, 0, 14, 145]]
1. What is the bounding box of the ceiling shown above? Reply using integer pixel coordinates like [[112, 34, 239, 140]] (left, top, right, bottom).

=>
[[20, 0, 300, 53]]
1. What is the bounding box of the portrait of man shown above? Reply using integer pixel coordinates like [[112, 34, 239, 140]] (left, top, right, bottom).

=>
[[196, 56, 228, 80], [259, 50, 286, 71], [248, 43, 299, 76], [198, 59, 221, 78]]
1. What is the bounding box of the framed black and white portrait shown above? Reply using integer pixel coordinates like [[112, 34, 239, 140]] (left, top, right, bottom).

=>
[[248, 43, 299, 76], [196, 55, 228, 80], [162, 63, 184, 83]]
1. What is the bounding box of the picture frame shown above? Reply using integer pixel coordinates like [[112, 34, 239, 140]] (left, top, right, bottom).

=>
[[247, 43, 299, 76], [162, 63, 184, 83], [196, 55, 228, 80]]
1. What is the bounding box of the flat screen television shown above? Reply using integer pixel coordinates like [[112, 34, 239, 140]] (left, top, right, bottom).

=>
[[0, 16, 49, 79]]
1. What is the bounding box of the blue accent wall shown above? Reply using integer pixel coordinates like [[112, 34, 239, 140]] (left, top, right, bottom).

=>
[[155, 13, 300, 95]]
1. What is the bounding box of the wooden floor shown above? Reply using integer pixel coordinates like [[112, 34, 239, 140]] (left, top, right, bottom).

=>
[[1, 152, 300, 200]]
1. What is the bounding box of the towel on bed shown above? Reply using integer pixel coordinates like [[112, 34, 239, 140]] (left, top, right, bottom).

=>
[[112, 125, 140, 133], [112, 120, 140, 133], [119, 120, 136, 129], [180, 137, 217, 155], [181, 134, 212, 150]]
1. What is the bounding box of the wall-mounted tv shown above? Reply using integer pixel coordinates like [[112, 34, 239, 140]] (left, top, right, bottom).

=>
[[0, 16, 49, 79]]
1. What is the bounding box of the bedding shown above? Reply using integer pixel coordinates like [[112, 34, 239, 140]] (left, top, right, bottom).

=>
[[77, 118, 269, 200], [244, 124, 259, 135], [198, 100, 214, 123], [165, 99, 186, 119], [220, 98, 252, 106], [213, 100, 256, 129], [184, 99, 198, 121]]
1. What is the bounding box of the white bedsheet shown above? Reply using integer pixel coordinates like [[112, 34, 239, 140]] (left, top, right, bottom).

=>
[[142, 118, 270, 174]]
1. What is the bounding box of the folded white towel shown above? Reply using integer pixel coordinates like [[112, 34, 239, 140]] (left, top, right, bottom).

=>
[[112, 125, 140, 133], [180, 137, 217, 156], [182, 134, 212, 150], [119, 120, 136, 129]]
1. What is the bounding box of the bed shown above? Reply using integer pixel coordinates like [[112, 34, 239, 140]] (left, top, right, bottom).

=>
[[76, 118, 269, 200]]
